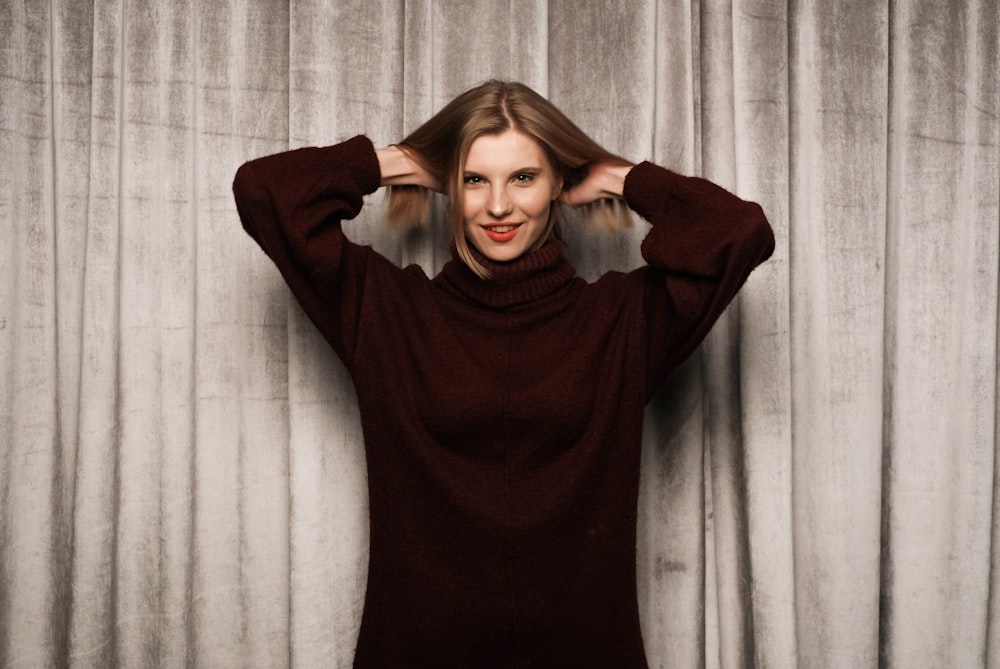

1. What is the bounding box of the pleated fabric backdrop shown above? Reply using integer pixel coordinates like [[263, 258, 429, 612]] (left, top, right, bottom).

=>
[[2, 0, 998, 667]]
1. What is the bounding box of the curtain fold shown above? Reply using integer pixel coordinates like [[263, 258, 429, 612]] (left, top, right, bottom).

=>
[[2, 1, 998, 667], [881, 1, 1000, 666], [787, 1, 890, 665]]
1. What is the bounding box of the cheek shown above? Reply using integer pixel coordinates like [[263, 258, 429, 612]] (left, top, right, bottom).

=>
[[513, 189, 552, 219], [461, 192, 481, 226]]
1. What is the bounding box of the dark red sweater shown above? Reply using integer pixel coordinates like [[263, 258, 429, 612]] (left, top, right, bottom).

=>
[[233, 135, 774, 668]]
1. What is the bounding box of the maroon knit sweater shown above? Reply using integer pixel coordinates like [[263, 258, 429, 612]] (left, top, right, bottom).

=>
[[233, 135, 774, 668]]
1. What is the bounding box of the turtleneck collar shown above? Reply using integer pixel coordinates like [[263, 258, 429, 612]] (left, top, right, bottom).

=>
[[434, 239, 578, 309]]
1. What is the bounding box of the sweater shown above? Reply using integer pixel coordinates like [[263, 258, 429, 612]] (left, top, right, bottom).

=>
[[233, 135, 775, 668]]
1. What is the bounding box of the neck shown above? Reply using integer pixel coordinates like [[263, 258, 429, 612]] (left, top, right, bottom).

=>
[[436, 239, 577, 309]]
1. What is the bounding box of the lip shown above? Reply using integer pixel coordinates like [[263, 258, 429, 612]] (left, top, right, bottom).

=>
[[481, 223, 522, 243]]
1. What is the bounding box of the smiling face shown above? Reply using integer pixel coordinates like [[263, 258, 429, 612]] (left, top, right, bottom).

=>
[[461, 129, 563, 263]]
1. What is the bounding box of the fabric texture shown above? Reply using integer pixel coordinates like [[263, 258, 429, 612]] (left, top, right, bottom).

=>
[[2, 1, 999, 667], [232, 135, 773, 667]]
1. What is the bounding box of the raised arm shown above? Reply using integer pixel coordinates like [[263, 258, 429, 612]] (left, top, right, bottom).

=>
[[633, 162, 774, 394], [564, 160, 774, 396], [233, 135, 389, 364]]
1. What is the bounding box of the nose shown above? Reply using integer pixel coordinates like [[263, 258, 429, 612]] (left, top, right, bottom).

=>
[[487, 184, 512, 218]]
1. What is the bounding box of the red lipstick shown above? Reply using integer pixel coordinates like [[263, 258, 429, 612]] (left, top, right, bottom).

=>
[[482, 223, 521, 242]]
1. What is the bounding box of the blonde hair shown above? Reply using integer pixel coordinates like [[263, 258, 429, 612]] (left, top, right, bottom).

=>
[[387, 80, 632, 278]]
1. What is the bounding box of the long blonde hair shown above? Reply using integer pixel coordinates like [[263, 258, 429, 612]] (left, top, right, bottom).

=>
[[387, 80, 632, 278]]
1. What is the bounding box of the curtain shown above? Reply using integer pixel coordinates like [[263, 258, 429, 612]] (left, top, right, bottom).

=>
[[2, 0, 998, 666]]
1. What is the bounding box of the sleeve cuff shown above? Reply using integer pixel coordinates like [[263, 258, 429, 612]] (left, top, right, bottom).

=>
[[321, 134, 382, 196]]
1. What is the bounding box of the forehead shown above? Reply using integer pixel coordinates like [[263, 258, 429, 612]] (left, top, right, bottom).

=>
[[465, 129, 550, 170]]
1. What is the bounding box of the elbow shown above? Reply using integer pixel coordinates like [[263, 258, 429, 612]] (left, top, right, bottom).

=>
[[232, 161, 262, 211], [232, 161, 270, 242], [746, 201, 775, 264]]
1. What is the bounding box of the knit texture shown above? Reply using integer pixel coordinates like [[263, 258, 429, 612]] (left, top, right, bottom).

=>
[[233, 135, 774, 668]]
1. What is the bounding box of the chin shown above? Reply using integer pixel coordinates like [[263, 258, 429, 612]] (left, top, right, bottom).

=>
[[480, 246, 526, 263]]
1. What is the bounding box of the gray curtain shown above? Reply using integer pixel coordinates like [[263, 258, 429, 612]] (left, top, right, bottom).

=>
[[2, 0, 998, 666]]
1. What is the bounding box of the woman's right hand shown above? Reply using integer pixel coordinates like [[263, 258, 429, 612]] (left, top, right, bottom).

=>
[[376, 145, 442, 192]]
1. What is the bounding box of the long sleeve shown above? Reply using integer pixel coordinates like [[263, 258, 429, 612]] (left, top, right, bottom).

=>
[[232, 135, 382, 364], [621, 161, 775, 396]]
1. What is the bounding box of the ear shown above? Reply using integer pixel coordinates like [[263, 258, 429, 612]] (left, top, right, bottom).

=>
[[551, 175, 563, 200]]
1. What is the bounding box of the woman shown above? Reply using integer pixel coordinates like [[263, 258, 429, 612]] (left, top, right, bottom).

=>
[[233, 80, 774, 668]]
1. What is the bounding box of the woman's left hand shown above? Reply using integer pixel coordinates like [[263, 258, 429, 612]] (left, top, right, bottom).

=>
[[558, 162, 633, 207]]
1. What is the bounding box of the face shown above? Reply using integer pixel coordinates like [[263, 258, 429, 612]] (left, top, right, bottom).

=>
[[461, 129, 563, 263]]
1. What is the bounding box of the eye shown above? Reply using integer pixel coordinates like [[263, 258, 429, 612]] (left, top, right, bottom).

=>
[[513, 173, 535, 184], [463, 174, 483, 185]]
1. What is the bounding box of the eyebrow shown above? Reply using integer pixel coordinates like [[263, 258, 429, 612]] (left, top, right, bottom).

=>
[[462, 166, 544, 177]]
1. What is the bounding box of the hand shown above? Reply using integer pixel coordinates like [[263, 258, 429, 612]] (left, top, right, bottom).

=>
[[376, 145, 442, 192], [558, 162, 633, 207]]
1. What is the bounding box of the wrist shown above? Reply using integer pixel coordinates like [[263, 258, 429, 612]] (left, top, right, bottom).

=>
[[376, 146, 415, 186], [601, 164, 632, 199], [376, 145, 440, 191]]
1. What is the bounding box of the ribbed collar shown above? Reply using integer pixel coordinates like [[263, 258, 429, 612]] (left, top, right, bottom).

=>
[[434, 240, 578, 309]]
